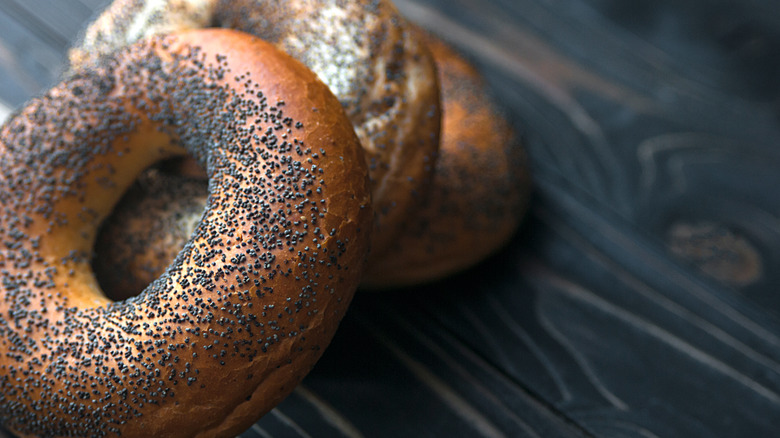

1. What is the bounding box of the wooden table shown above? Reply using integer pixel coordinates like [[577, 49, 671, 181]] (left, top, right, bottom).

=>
[[1, 0, 779, 436]]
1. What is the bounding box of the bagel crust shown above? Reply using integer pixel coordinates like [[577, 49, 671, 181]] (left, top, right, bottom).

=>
[[0, 28, 371, 438], [69, 0, 441, 261], [361, 31, 531, 287]]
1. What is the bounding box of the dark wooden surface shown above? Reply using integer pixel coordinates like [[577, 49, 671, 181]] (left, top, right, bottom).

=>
[[2, 0, 780, 436]]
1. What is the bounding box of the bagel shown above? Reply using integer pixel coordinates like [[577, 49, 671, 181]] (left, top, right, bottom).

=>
[[0, 28, 371, 437], [361, 30, 530, 287], [92, 30, 529, 293], [69, 0, 441, 260]]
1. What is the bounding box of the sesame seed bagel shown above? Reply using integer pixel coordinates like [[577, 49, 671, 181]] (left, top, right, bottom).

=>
[[91, 31, 529, 294], [0, 27, 371, 438], [68, 0, 441, 261]]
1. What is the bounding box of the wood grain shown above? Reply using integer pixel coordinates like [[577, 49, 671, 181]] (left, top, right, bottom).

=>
[[0, 0, 779, 436]]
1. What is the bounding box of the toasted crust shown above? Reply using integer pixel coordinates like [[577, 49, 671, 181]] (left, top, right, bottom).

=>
[[0, 29, 371, 437]]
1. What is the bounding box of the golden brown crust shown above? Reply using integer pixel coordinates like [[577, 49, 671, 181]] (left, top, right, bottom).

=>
[[68, 0, 441, 260], [360, 30, 531, 287], [0, 29, 371, 437]]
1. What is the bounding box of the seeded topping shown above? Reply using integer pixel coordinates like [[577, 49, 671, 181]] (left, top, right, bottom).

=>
[[70, 0, 441, 262], [0, 30, 369, 437]]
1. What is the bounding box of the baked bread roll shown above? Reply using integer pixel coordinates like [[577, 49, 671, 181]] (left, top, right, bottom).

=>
[[0, 29, 371, 437]]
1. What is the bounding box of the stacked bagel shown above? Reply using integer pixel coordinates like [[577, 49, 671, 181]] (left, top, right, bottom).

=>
[[0, 0, 529, 436]]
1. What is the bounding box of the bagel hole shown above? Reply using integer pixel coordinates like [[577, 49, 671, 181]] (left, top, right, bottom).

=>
[[92, 156, 209, 301]]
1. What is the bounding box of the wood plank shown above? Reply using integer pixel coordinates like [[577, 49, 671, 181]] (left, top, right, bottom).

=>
[[0, 0, 107, 107], [5, 0, 94, 48], [0, 7, 65, 107], [398, 0, 780, 318], [0, 0, 779, 437], [243, 306, 591, 437]]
